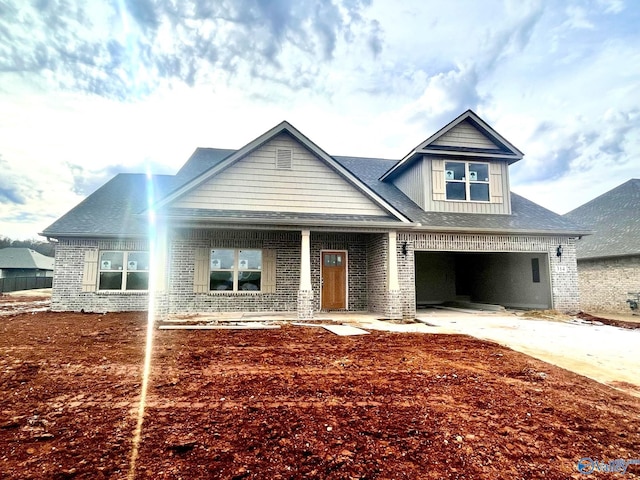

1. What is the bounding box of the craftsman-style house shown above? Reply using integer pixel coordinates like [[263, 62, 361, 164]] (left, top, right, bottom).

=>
[[42, 110, 588, 319]]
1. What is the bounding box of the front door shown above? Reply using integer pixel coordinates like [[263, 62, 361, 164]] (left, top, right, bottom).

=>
[[321, 251, 347, 310]]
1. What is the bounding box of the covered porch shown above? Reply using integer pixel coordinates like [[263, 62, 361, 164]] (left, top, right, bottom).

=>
[[166, 228, 404, 319]]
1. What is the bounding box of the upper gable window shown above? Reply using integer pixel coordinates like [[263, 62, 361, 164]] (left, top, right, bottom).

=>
[[445, 161, 490, 202]]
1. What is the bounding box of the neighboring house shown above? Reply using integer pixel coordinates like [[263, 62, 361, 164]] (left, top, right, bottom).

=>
[[0, 248, 54, 278], [42, 110, 588, 319], [564, 179, 640, 313]]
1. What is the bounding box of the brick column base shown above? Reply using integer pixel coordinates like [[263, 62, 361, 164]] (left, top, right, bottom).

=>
[[153, 292, 169, 322], [386, 290, 402, 320], [297, 290, 314, 320]]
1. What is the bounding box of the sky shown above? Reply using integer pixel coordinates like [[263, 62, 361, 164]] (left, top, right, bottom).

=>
[[1, 0, 638, 240]]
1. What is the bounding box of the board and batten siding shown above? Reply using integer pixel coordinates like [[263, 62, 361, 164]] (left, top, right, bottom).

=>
[[427, 157, 511, 214], [172, 134, 387, 216], [431, 120, 501, 150]]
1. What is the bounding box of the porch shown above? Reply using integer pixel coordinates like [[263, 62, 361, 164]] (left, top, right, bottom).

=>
[[166, 228, 405, 320]]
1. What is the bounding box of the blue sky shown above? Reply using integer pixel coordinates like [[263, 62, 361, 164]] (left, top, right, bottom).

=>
[[1, 0, 638, 239]]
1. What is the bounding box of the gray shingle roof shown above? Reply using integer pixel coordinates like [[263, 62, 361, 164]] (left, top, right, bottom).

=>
[[564, 179, 640, 259], [42, 146, 589, 238], [41, 174, 176, 237], [174, 148, 235, 183], [0, 248, 54, 270], [334, 156, 588, 234]]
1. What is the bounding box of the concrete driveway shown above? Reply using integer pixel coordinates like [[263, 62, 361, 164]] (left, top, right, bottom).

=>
[[413, 308, 640, 395]]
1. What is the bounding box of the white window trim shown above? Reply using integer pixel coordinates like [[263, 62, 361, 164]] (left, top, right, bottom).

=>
[[97, 251, 149, 291], [444, 160, 490, 202], [209, 248, 263, 293]]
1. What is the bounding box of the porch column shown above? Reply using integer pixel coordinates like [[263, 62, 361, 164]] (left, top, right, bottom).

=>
[[386, 231, 402, 319], [297, 230, 314, 319]]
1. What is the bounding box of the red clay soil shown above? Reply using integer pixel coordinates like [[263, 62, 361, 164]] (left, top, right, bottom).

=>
[[576, 311, 640, 330], [1, 311, 639, 479]]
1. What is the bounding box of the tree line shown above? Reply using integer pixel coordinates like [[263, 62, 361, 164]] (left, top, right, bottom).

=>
[[0, 236, 55, 257]]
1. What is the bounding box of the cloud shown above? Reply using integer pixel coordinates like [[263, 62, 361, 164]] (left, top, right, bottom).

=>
[[0, 0, 381, 100], [66, 160, 174, 197], [563, 6, 596, 30], [480, 4, 544, 71], [407, 64, 483, 129], [367, 19, 383, 57], [0, 154, 30, 205], [510, 108, 637, 185]]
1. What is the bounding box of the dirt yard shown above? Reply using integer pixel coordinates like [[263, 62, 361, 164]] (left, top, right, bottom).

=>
[[1, 307, 640, 478]]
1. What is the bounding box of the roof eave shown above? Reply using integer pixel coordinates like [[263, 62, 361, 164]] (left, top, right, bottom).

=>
[[160, 215, 412, 229], [577, 252, 640, 261], [39, 232, 148, 240], [402, 225, 592, 237], [418, 149, 522, 162]]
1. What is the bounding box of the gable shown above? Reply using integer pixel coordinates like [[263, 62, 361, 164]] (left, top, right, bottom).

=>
[[380, 110, 523, 183], [430, 119, 502, 150], [171, 133, 389, 216]]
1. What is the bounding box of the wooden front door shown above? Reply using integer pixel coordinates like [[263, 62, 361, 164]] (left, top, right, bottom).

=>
[[321, 251, 347, 310]]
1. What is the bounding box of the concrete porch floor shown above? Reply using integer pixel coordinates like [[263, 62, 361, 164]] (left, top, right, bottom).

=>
[[165, 311, 439, 333]]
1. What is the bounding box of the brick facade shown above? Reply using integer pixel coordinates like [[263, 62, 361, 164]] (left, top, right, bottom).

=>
[[310, 232, 368, 312], [51, 238, 152, 313], [52, 230, 580, 317], [396, 232, 580, 318], [577, 255, 640, 313], [168, 230, 300, 313]]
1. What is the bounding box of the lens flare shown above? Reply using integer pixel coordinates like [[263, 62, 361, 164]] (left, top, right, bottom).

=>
[[128, 167, 158, 479]]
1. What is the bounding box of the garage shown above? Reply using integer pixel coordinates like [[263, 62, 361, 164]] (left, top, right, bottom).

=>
[[414, 251, 552, 310]]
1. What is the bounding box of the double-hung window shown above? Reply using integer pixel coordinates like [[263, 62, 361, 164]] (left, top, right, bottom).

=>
[[98, 251, 149, 290], [444, 161, 490, 201], [210, 249, 262, 291]]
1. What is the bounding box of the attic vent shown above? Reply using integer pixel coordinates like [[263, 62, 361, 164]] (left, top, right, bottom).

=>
[[276, 149, 292, 170]]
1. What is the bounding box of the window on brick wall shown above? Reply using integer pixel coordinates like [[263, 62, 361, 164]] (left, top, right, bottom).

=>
[[210, 249, 262, 291], [98, 251, 149, 290]]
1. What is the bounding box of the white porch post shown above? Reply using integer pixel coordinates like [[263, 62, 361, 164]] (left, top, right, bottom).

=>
[[387, 231, 402, 319], [388, 231, 399, 291], [300, 230, 312, 291], [297, 229, 314, 319]]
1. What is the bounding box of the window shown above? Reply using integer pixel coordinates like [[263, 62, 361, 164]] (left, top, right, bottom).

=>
[[445, 161, 490, 201], [98, 251, 149, 290], [210, 249, 262, 291], [531, 258, 540, 283]]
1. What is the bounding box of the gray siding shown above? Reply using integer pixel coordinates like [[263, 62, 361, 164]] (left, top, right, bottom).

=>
[[426, 157, 511, 214], [392, 158, 425, 209], [431, 120, 501, 149], [172, 133, 387, 216]]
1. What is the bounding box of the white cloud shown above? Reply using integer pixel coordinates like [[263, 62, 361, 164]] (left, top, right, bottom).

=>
[[0, 0, 639, 238]]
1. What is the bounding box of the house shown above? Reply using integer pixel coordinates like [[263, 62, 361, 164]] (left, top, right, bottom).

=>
[[0, 247, 54, 279], [564, 179, 640, 313], [41, 110, 589, 319]]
